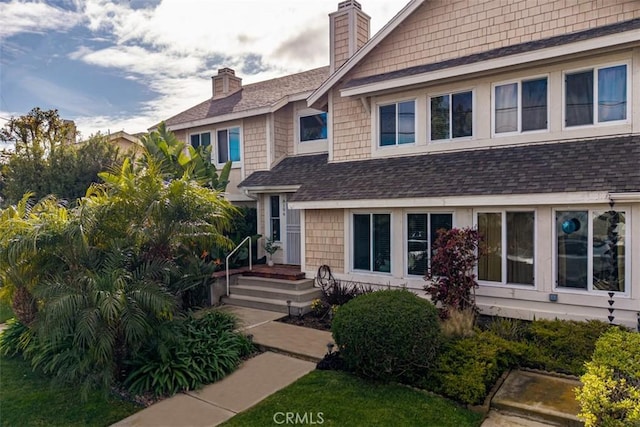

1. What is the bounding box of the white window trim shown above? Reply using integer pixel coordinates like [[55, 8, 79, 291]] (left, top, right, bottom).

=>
[[552, 207, 631, 297], [562, 61, 631, 130], [428, 89, 475, 143], [214, 124, 242, 168], [491, 75, 549, 137], [266, 194, 283, 244], [403, 210, 455, 278], [295, 108, 328, 144], [376, 98, 417, 148], [188, 131, 212, 149], [474, 209, 537, 289], [350, 211, 394, 275]]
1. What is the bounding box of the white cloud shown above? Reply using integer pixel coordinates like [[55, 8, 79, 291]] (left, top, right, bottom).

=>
[[4, 0, 407, 137], [0, 1, 83, 39]]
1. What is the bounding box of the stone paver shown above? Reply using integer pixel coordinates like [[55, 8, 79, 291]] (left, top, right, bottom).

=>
[[187, 352, 315, 413], [249, 320, 333, 362]]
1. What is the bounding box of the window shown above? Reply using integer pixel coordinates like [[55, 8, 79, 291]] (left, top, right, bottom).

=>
[[299, 112, 327, 142], [407, 213, 453, 276], [353, 213, 391, 273], [379, 100, 415, 146], [556, 210, 626, 292], [478, 211, 535, 285], [217, 127, 241, 163], [494, 78, 547, 134], [190, 132, 211, 149], [430, 91, 472, 140], [565, 64, 627, 127], [270, 196, 281, 241]]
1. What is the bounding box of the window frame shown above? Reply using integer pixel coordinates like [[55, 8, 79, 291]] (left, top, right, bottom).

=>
[[475, 209, 537, 287], [404, 211, 454, 277], [269, 195, 282, 243], [297, 111, 328, 143], [428, 89, 474, 142], [553, 207, 630, 296], [189, 131, 211, 149], [215, 125, 242, 167], [351, 211, 393, 275], [491, 75, 549, 137], [377, 99, 417, 148], [562, 62, 630, 129]]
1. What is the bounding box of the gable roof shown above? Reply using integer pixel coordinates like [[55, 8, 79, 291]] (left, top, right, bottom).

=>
[[307, 0, 424, 106], [342, 17, 640, 95], [164, 66, 330, 130], [239, 135, 640, 204]]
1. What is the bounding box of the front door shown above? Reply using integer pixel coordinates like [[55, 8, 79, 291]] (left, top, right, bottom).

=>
[[284, 195, 301, 265]]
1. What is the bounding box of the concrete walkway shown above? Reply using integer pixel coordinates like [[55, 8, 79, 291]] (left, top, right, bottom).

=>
[[112, 306, 331, 427]]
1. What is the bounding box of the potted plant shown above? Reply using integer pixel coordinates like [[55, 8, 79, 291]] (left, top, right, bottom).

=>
[[264, 237, 280, 266]]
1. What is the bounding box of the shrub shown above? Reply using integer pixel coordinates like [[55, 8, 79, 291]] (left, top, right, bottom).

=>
[[424, 228, 483, 317], [521, 319, 611, 376], [576, 328, 640, 427], [331, 289, 441, 384], [0, 318, 32, 357], [424, 331, 526, 405], [125, 310, 253, 397]]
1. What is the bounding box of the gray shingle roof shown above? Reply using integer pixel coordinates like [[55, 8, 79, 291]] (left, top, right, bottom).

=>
[[239, 135, 640, 202], [165, 66, 330, 127], [343, 18, 640, 90]]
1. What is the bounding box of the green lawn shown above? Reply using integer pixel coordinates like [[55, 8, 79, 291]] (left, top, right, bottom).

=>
[[221, 370, 483, 427], [0, 355, 140, 427]]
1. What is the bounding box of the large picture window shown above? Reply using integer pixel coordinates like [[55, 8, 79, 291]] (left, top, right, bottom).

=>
[[407, 213, 453, 276], [565, 64, 627, 127], [494, 78, 547, 134], [430, 91, 472, 140], [217, 127, 241, 163], [353, 213, 391, 273], [379, 100, 415, 146], [478, 211, 535, 285], [556, 210, 626, 292], [299, 113, 327, 142], [190, 132, 211, 149]]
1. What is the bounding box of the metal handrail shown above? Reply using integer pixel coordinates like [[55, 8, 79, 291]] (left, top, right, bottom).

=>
[[225, 236, 252, 296]]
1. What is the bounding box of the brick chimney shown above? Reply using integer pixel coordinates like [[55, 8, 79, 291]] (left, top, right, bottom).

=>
[[329, 0, 370, 73], [211, 68, 242, 99]]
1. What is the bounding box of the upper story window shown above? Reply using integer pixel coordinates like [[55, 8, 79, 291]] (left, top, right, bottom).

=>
[[190, 132, 211, 149], [494, 77, 547, 134], [300, 113, 327, 142], [430, 91, 473, 141], [379, 100, 415, 146], [217, 127, 241, 164], [565, 64, 627, 127]]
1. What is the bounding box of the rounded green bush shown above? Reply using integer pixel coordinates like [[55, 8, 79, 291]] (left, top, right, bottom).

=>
[[331, 289, 441, 383]]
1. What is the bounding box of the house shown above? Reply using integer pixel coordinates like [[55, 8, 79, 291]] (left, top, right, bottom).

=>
[[162, 0, 640, 329], [107, 131, 143, 156]]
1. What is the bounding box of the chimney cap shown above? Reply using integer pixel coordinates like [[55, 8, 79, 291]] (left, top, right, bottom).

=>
[[217, 67, 236, 76], [338, 0, 362, 10]]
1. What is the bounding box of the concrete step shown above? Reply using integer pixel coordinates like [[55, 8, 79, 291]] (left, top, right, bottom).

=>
[[221, 294, 315, 315], [230, 284, 322, 303], [236, 276, 315, 291], [491, 370, 583, 427]]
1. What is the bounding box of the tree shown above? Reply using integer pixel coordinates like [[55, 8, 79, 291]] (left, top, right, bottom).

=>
[[0, 108, 122, 206]]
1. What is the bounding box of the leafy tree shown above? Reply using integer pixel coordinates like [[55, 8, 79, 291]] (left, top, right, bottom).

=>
[[0, 108, 122, 206], [424, 227, 483, 317], [140, 122, 231, 191]]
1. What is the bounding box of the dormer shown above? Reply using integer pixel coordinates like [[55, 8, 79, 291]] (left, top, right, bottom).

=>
[[211, 67, 242, 99]]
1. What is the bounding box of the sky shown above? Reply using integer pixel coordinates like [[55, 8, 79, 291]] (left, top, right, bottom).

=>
[[0, 0, 405, 143]]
